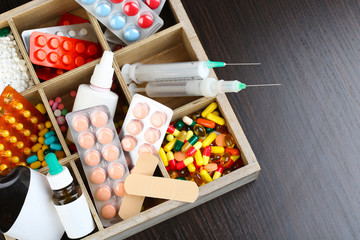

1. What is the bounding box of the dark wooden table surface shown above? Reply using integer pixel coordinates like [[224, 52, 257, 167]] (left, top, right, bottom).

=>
[[2, 0, 360, 239]]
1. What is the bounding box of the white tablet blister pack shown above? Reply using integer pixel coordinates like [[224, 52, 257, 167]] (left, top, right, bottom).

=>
[[75, 0, 164, 45], [66, 105, 129, 226], [21, 23, 98, 52], [119, 94, 173, 170]]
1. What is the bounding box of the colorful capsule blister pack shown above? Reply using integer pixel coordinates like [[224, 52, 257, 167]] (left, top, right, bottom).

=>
[[141, 0, 166, 15], [119, 94, 173, 170], [22, 23, 98, 52], [66, 105, 129, 226], [75, 0, 164, 45], [29, 31, 102, 70], [0, 86, 46, 174]]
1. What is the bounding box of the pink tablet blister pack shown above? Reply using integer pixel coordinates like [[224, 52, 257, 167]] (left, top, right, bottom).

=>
[[65, 105, 129, 226], [119, 94, 173, 169], [75, 0, 164, 45]]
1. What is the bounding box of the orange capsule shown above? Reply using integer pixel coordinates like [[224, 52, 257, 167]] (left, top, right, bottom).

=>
[[196, 118, 216, 129], [225, 147, 240, 156]]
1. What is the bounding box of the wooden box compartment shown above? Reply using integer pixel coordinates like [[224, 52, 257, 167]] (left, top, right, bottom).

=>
[[0, 0, 260, 239]]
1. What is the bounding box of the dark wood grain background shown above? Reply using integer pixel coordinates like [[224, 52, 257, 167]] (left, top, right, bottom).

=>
[[1, 0, 360, 239]]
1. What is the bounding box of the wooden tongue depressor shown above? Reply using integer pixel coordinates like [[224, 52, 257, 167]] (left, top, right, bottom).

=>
[[118, 154, 159, 220], [124, 175, 199, 203]]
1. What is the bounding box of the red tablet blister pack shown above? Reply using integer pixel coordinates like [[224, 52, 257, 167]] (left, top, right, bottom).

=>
[[0, 86, 47, 174], [29, 31, 102, 70], [57, 13, 90, 26], [36, 66, 67, 81]]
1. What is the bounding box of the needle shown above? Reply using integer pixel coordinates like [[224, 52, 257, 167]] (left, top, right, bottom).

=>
[[246, 83, 281, 87], [224, 63, 261, 66]]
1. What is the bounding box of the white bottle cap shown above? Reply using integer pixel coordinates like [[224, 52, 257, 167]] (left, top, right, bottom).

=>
[[90, 51, 115, 89], [45, 153, 73, 190]]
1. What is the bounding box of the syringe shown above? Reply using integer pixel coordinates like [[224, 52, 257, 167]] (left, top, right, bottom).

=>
[[121, 61, 260, 84], [128, 78, 280, 98]]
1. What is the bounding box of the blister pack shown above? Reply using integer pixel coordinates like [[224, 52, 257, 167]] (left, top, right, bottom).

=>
[[22, 23, 98, 52], [141, 0, 166, 15], [75, 0, 164, 45], [57, 13, 90, 26], [66, 105, 129, 226], [119, 94, 173, 169], [29, 31, 102, 70]]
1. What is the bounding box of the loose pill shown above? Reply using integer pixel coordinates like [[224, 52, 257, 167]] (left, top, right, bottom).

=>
[[38, 128, 49, 137], [196, 118, 216, 129], [50, 143, 62, 151], [225, 147, 240, 156], [31, 143, 42, 152], [55, 150, 65, 159], [202, 132, 217, 147], [35, 103, 46, 114], [206, 113, 225, 126], [30, 161, 41, 169], [201, 102, 217, 118], [215, 134, 226, 147], [57, 115, 66, 125], [45, 120, 52, 128], [159, 147, 168, 166], [187, 162, 196, 173], [200, 169, 212, 183], [26, 154, 38, 164], [44, 135, 56, 145]]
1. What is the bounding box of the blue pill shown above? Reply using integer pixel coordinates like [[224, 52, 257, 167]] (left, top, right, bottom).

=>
[[110, 14, 126, 30], [81, 0, 96, 4], [44, 130, 56, 138], [124, 27, 140, 42], [50, 143, 63, 151], [95, 3, 112, 17], [26, 155, 38, 164], [44, 136, 56, 145]]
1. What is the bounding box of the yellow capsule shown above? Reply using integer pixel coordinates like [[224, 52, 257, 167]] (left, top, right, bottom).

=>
[[0, 144, 4, 151], [212, 111, 220, 116], [166, 151, 175, 163], [38, 128, 48, 137], [55, 151, 65, 159], [45, 120, 52, 129], [200, 169, 213, 183], [202, 132, 217, 147], [30, 161, 41, 169], [23, 110, 31, 118], [17, 162, 26, 167], [11, 156, 19, 163], [211, 146, 225, 154], [206, 113, 225, 126], [231, 155, 240, 162], [0, 164, 8, 172], [42, 161, 47, 167], [37, 149, 45, 161], [185, 130, 193, 141], [164, 138, 176, 152], [159, 147, 168, 167], [35, 103, 47, 114], [183, 157, 194, 166], [166, 134, 175, 142], [212, 171, 222, 180], [187, 163, 196, 173], [31, 143, 42, 153], [23, 147, 31, 155], [201, 102, 217, 118], [42, 145, 49, 151], [38, 136, 45, 144], [194, 150, 204, 166]]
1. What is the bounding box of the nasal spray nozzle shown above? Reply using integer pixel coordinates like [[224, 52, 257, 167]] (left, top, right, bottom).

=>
[[129, 78, 281, 98], [90, 50, 114, 89]]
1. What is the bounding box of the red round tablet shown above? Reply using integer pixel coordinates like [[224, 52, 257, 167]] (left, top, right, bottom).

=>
[[138, 13, 153, 28], [145, 0, 160, 9], [123, 1, 139, 16]]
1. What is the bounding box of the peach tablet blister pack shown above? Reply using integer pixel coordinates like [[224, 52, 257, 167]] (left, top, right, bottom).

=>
[[65, 105, 129, 227], [119, 94, 173, 170]]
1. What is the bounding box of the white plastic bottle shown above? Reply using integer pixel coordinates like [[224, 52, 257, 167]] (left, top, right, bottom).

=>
[[67, 51, 118, 143], [45, 153, 95, 239]]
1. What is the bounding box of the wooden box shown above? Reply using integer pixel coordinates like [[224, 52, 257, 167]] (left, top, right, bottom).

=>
[[0, 0, 260, 239]]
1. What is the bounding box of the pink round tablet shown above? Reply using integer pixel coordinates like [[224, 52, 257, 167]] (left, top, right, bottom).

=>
[[138, 143, 154, 155], [121, 136, 137, 152], [90, 111, 108, 128], [150, 111, 167, 128], [78, 132, 95, 149], [102, 145, 119, 162], [101, 203, 116, 219], [96, 185, 112, 201], [85, 149, 101, 166], [144, 128, 160, 144], [126, 120, 143, 135], [90, 167, 106, 184], [72, 115, 89, 132], [113, 182, 125, 197], [96, 127, 114, 145], [132, 103, 149, 119], [108, 163, 125, 180]]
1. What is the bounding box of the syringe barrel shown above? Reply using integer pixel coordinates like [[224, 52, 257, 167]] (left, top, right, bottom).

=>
[[144, 78, 219, 97], [126, 61, 210, 84]]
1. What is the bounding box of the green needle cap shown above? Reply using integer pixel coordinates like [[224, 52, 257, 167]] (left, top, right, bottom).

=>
[[45, 153, 63, 175], [238, 82, 247, 90], [206, 60, 226, 68]]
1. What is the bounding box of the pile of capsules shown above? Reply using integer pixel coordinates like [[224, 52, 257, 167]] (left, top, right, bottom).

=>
[[159, 102, 244, 186]]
